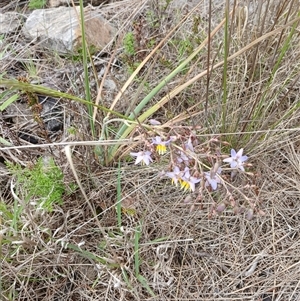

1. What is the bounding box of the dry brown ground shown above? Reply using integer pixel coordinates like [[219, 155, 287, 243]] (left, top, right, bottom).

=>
[[1, 0, 300, 300]]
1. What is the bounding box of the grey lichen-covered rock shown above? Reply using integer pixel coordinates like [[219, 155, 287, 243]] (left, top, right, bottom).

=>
[[0, 12, 24, 35], [22, 6, 116, 53]]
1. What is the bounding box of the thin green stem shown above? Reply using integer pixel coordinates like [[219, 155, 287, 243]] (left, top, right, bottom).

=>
[[116, 160, 122, 228], [79, 0, 95, 137], [134, 222, 141, 276]]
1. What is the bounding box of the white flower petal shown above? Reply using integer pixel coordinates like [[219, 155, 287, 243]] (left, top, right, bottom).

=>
[[135, 156, 143, 165], [237, 164, 245, 171], [210, 180, 217, 190], [223, 157, 233, 163], [240, 155, 248, 162], [230, 149, 237, 157], [236, 148, 244, 158]]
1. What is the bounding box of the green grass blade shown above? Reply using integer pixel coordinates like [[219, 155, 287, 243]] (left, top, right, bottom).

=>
[[0, 136, 12, 146], [134, 222, 142, 276], [0, 93, 19, 111], [121, 268, 133, 290], [66, 243, 119, 268], [137, 274, 156, 297], [116, 160, 122, 228]]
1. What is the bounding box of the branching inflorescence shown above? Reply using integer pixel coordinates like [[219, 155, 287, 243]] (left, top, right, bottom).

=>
[[128, 126, 261, 218], [131, 134, 248, 191]]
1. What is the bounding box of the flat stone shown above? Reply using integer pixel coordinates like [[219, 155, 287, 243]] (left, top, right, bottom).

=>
[[103, 79, 116, 91], [0, 12, 24, 35], [22, 6, 116, 53]]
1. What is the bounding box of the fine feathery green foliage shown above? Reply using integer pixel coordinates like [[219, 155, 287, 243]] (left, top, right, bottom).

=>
[[7, 158, 65, 212], [123, 32, 136, 56]]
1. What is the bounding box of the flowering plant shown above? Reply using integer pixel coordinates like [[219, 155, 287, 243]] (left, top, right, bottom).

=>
[[130, 151, 153, 165], [128, 126, 263, 219], [223, 148, 248, 171]]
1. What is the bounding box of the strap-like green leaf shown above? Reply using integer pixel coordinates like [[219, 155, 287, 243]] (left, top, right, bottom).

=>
[[0, 93, 19, 111]]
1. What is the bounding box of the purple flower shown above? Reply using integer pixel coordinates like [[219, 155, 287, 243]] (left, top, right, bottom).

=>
[[130, 151, 153, 165], [223, 148, 248, 171], [204, 167, 222, 190], [176, 151, 190, 164], [166, 167, 200, 192], [152, 136, 171, 155], [165, 166, 182, 186], [181, 167, 201, 192], [176, 138, 194, 164], [184, 138, 194, 152]]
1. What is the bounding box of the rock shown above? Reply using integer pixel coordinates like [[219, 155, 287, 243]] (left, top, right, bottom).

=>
[[38, 95, 63, 132], [2, 90, 64, 145], [22, 6, 116, 53], [0, 12, 24, 35], [103, 78, 116, 91]]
